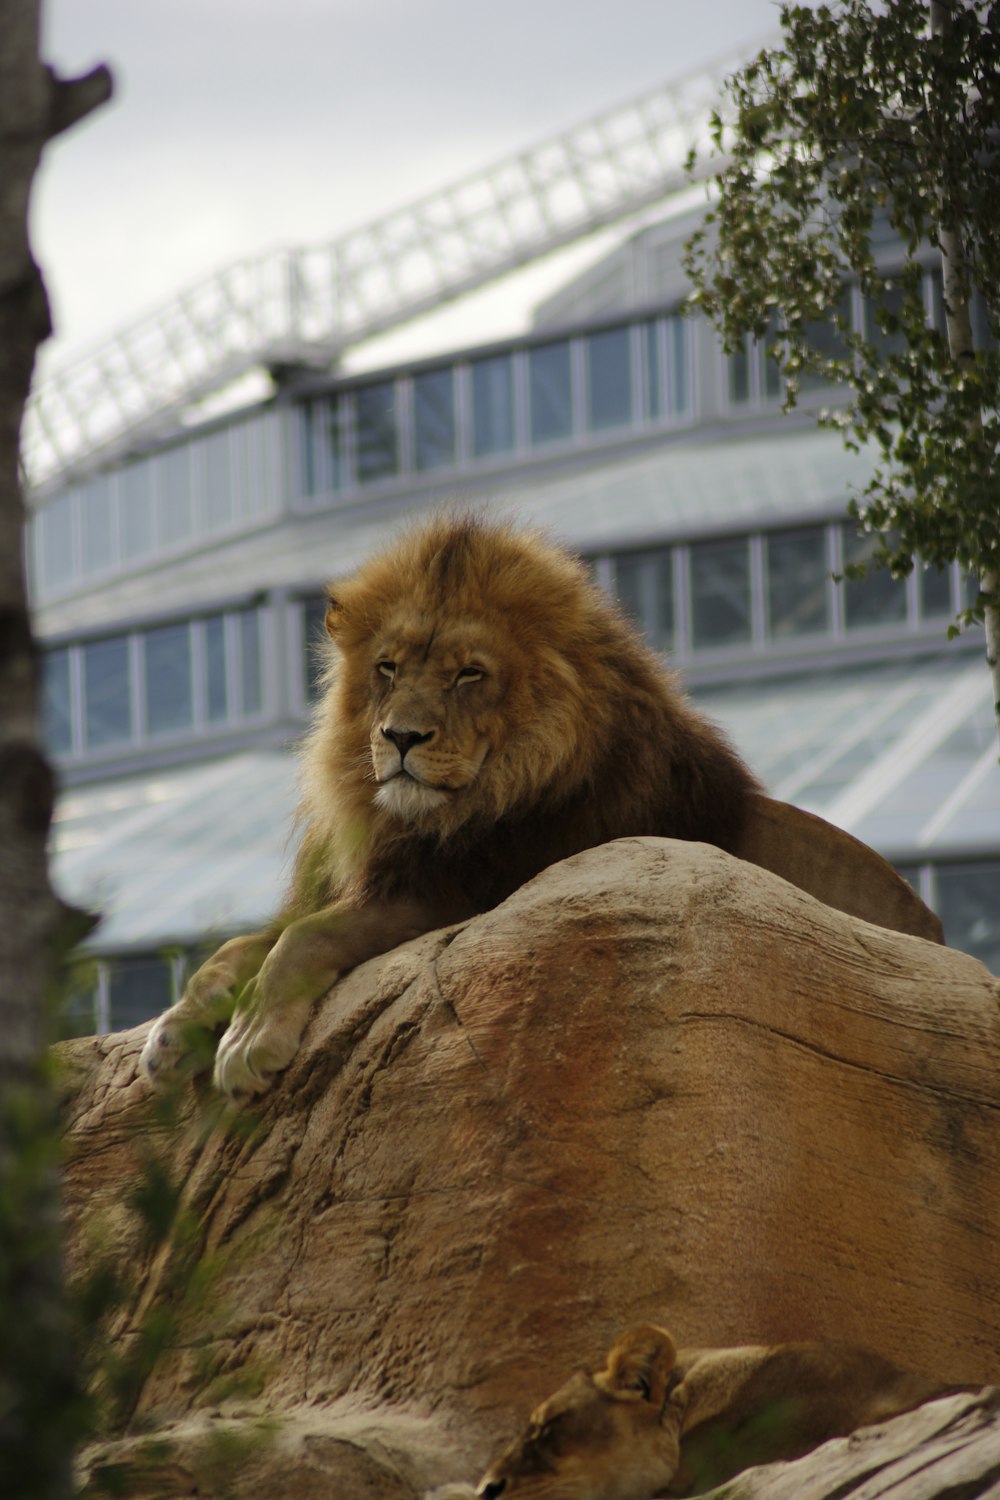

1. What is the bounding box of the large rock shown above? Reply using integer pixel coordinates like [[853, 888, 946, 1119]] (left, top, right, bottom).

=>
[[710, 1388, 1000, 1499], [60, 839, 1000, 1497]]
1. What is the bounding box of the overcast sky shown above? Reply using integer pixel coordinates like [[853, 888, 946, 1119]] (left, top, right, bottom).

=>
[[33, 0, 789, 378]]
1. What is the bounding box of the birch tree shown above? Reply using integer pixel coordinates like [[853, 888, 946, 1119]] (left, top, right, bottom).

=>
[[0, 3, 110, 1494], [684, 0, 1000, 746]]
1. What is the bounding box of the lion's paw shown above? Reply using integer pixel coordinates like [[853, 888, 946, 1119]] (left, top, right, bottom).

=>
[[212, 998, 313, 1102], [139, 1007, 213, 1087]]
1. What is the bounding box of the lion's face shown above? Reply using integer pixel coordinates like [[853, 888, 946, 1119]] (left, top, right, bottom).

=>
[[310, 515, 667, 854], [476, 1327, 682, 1500], [367, 617, 502, 823]]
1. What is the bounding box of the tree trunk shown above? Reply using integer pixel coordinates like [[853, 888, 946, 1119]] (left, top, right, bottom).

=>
[[929, 0, 1000, 751], [0, 3, 111, 1495]]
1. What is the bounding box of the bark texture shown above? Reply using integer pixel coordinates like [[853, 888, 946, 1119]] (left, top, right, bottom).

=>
[[0, 5, 110, 1496], [59, 839, 1000, 1497]]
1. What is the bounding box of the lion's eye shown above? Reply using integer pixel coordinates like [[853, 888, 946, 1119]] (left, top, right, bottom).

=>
[[454, 666, 483, 685], [625, 1376, 652, 1398], [377, 661, 396, 681]]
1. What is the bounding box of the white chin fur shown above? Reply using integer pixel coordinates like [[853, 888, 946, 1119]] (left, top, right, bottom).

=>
[[375, 777, 451, 821]]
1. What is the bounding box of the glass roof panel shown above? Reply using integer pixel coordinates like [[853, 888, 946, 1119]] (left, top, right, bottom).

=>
[[52, 751, 299, 951]]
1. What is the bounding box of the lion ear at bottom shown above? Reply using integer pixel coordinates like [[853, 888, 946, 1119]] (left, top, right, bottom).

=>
[[599, 1324, 678, 1405]]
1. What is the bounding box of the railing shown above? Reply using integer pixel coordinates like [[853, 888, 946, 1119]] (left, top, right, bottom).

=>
[[23, 40, 767, 490]]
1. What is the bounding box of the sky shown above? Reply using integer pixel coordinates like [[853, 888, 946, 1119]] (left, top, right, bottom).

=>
[[33, 0, 789, 382]]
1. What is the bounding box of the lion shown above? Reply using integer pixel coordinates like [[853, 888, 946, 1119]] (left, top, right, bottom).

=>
[[138, 514, 940, 1101], [475, 1323, 968, 1499]]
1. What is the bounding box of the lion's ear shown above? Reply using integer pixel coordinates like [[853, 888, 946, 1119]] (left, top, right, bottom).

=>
[[324, 591, 346, 640], [599, 1325, 678, 1406]]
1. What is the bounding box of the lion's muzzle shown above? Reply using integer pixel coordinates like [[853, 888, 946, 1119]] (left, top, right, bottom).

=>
[[380, 724, 436, 763]]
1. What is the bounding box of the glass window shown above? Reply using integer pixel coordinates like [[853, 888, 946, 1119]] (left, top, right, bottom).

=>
[[529, 340, 573, 444], [39, 493, 76, 593], [56, 972, 99, 1040], [144, 622, 193, 737], [586, 326, 632, 431], [299, 397, 342, 497], [728, 317, 780, 405], [157, 448, 193, 549], [614, 551, 674, 653], [413, 367, 455, 471], [120, 462, 155, 560], [355, 380, 398, 483], [43, 648, 73, 756], [82, 636, 132, 750], [864, 280, 908, 359], [841, 527, 908, 630], [728, 335, 751, 404], [918, 560, 952, 619], [642, 321, 662, 419], [239, 608, 263, 716], [205, 615, 229, 722], [667, 316, 689, 414], [615, 554, 644, 623], [929, 267, 946, 339], [765, 527, 831, 639], [762, 319, 782, 399], [108, 954, 175, 1030], [471, 354, 515, 458], [935, 863, 1000, 973], [797, 287, 852, 392], [202, 429, 233, 534], [80, 475, 116, 576], [971, 286, 998, 352], [302, 596, 330, 702], [233, 412, 278, 520], [300, 402, 318, 496], [689, 537, 753, 650], [963, 571, 984, 611]]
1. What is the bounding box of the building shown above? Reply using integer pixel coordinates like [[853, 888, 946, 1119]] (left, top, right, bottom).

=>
[[26, 82, 1000, 1036]]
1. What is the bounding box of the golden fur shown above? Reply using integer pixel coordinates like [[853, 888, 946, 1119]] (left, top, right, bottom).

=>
[[139, 515, 758, 1100], [476, 1324, 965, 1499]]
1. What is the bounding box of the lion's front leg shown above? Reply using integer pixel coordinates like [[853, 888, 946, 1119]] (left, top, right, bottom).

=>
[[139, 932, 274, 1087], [211, 897, 451, 1102]]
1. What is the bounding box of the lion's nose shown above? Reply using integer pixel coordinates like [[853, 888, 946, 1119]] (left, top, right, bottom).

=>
[[381, 726, 434, 760]]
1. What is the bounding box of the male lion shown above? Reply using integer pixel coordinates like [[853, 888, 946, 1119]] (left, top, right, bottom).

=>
[[476, 1323, 966, 1499], [138, 514, 936, 1101]]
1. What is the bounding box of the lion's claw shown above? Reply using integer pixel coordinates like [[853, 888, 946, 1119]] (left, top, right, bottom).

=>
[[139, 1010, 188, 1086], [212, 999, 312, 1102]]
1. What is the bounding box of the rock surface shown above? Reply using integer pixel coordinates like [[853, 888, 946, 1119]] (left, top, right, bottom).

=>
[[714, 1388, 1000, 1499], [76, 1391, 1000, 1499], [60, 838, 1000, 1497]]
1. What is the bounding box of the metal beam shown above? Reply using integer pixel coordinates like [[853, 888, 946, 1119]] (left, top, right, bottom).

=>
[[23, 41, 767, 491]]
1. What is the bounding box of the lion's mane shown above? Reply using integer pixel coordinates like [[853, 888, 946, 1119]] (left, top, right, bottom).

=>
[[287, 514, 759, 923]]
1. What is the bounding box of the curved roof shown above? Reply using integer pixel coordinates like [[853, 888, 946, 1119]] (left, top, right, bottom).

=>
[[24, 41, 768, 491]]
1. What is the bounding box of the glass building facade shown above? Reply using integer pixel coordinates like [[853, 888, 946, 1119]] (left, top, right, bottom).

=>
[[30, 224, 999, 1037]]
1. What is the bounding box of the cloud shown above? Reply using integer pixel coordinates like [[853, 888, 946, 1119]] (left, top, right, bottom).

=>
[[34, 0, 786, 369]]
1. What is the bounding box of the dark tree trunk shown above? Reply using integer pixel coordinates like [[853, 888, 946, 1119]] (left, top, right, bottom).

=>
[[0, 4, 110, 1494]]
